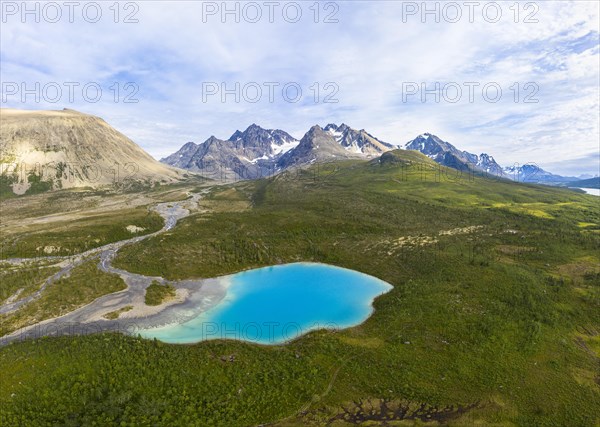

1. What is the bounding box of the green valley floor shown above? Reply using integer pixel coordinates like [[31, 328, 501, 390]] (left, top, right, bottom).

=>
[[1, 152, 598, 426]]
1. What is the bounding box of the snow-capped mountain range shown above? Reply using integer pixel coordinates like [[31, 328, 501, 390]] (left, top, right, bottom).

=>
[[161, 125, 583, 184], [161, 123, 395, 180], [403, 133, 580, 184], [403, 133, 506, 177], [160, 124, 299, 180], [324, 124, 396, 155]]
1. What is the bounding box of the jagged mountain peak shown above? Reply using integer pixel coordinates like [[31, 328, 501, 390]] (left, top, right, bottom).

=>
[[478, 152, 497, 163], [161, 124, 299, 181], [228, 123, 264, 140], [502, 163, 580, 184], [228, 130, 244, 141], [323, 123, 353, 133], [324, 123, 395, 155], [276, 124, 353, 169], [299, 125, 332, 142], [228, 124, 296, 146], [411, 132, 433, 140], [178, 141, 199, 151], [476, 152, 504, 175], [160, 123, 584, 185], [308, 124, 326, 133], [405, 133, 449, 154], [164, 122, 395, 179], [405, 133, 504, 177], [205, 135, 222, 144], [406, 132, 446, 145]]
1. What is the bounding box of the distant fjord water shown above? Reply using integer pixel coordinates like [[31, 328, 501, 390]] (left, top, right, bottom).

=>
[[576, 188, 600, 196], [139, 263, 392, 345]]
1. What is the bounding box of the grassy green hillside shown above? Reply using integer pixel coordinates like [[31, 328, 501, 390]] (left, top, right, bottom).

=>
[[1, 151, 599, 426]]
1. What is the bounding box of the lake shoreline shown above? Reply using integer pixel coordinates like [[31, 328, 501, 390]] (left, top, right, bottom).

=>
[[0, 262, 393, 348], [137, 262, 393, 346], [569, 187, 600, 196]]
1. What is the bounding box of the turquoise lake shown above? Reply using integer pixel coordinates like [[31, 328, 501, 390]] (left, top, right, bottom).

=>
[[139, 263, 392, 345]]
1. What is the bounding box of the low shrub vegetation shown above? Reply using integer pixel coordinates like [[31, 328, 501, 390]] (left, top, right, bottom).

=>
[[1, 154, 598, 426]]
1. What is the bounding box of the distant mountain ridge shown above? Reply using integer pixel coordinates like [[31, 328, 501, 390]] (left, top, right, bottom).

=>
[[503, 164, 580, 185], [324, 123, 396, 155], [159, 124, 300, 180], [402, 133, 581, 185], [162, 125, 584, 185], [276, 125, 356, 169], [403, 133, 508, 178], [565, 176, 600, 189], [161, 123, 394, 180], [1, 109, 583, 193]]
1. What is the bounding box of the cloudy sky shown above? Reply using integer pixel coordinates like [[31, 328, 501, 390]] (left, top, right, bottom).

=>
[[1, 1, 598, 176]]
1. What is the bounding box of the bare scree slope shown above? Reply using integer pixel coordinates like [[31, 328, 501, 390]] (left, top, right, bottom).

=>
[[0, 109, 182, 195]]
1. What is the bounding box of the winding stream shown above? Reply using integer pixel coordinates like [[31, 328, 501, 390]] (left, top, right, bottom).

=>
[[1, 188, 392, 347], [1, 189, 229, 346]]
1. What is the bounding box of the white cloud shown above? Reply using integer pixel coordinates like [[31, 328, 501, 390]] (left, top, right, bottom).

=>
[[1, 0, 598, 175]]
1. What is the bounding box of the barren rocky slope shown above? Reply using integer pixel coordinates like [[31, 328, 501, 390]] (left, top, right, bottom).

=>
[[0, 108, 183, 194]]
